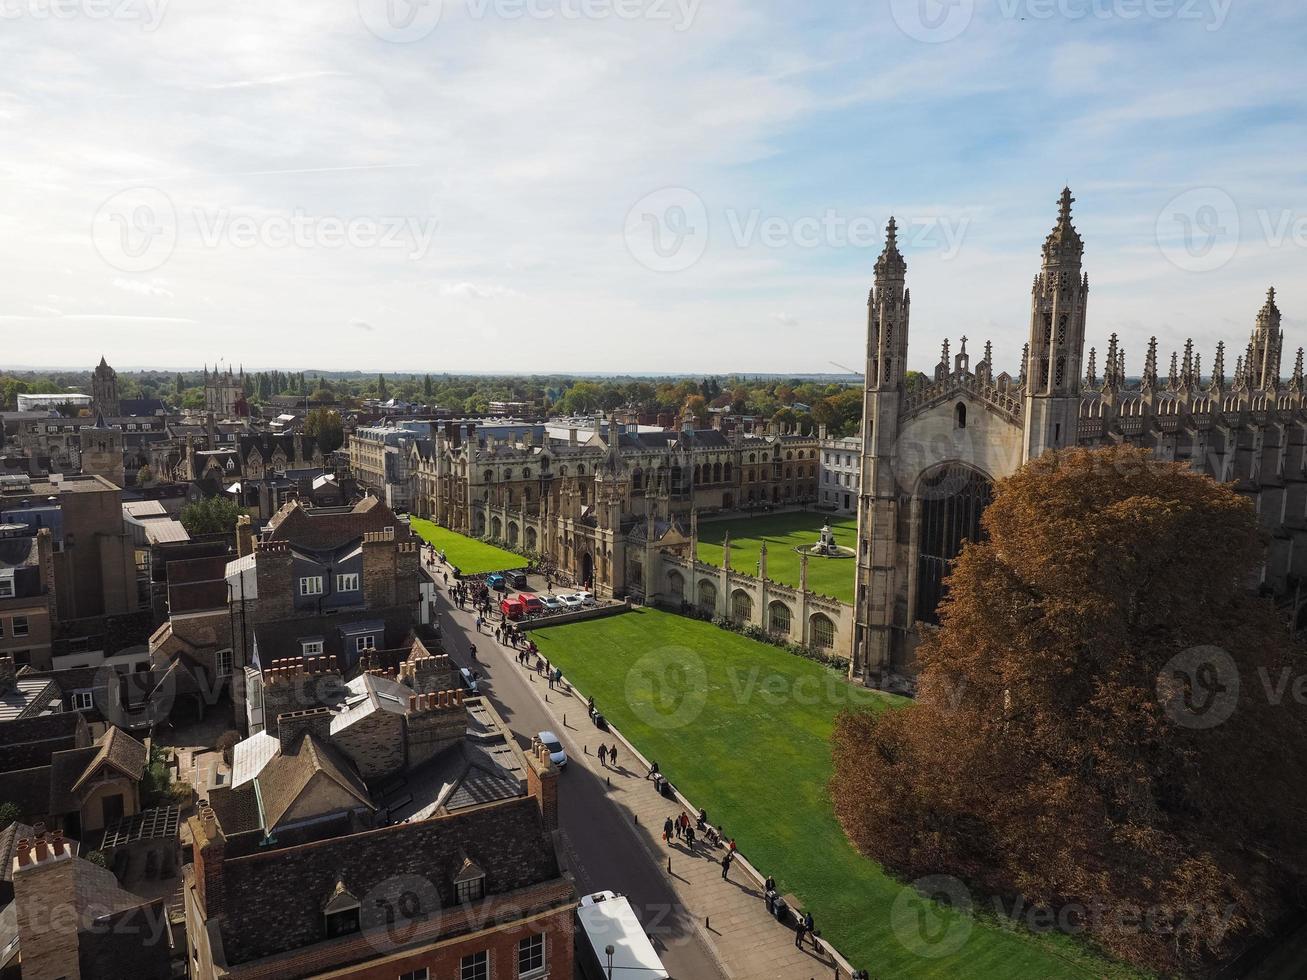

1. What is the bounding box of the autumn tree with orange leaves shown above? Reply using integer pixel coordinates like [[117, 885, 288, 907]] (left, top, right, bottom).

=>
[[832, 445, 1307, 976]]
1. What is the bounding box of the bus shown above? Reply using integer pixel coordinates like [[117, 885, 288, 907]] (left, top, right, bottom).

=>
[[576, 890, 670, 980]]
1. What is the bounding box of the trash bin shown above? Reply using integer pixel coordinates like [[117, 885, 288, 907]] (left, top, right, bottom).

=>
[[594, 713, 608, 730], [772, 898, 788, 922], [764, 889, 777, 915]]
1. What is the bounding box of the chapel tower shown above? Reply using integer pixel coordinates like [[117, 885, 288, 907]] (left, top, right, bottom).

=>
[[1023, 187, 1089, 459]]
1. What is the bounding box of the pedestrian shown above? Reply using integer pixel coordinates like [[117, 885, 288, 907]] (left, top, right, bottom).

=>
[[764, 875, 775, 894], [609, 742, 618, 768], [721, 852, 732, 880], [684, 825, 695, 849], [677, 811, 689, 838], [597, 743, 608, 767], [469, 643, 477, 661], [647, 760, 659, 781], [728, 838, 737, 854], [663, 816, 674, 845], [697, 808, 708, 830], [494, 626, 502, 643]]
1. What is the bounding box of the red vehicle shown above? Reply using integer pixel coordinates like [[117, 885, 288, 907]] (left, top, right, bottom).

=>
[[518, 592, 544, 614], [500, 596, 524, 620]]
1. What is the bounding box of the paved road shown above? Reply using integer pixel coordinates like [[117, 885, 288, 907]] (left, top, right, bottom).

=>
[[432, 586, 728, 980]]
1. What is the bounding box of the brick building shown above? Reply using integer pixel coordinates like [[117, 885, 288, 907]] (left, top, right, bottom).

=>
[[185, 646, 572, 979], [149, 496, 421, 730]]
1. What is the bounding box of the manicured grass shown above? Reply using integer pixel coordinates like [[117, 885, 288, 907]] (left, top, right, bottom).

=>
[[531, 609, 1140, 980], [407, 518, 527, 576], [696, 511, 859, 604]]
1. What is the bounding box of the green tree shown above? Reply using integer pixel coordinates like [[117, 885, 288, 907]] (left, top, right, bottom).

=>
[[0, 801, 18, 831], [304, 408, 344, 454], [831, 445, 1307, 977], [377, 373, 389, 400], [179, 496, 243, 536]]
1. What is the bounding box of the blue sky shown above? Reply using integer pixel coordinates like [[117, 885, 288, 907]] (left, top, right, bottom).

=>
[[0, 0, 1302, 375]]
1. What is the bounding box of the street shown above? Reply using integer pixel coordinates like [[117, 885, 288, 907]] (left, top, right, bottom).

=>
[[431, 580, 728, 980]]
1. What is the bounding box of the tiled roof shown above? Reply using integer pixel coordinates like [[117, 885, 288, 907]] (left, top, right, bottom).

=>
[[47, 746, 99, 815], [70, 727, 147, 796], [218, 796, 562, 966], [206, 782, 263, 836], [0, 713, 85, 772], [256, 734, 372, 831]]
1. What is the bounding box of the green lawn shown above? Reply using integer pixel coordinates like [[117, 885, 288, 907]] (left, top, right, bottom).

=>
[[696, 511, 859, 604], [531, 609, 1139, 979], [407, 518, 527, 576]]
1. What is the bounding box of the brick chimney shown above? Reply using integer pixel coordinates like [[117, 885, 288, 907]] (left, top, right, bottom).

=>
[[12, 825, 81, 980], [235, 513, 254, 557], [525, 740, 559, 832], [276, 706, 334, 755], [191, 807, 226, 921], [0, 655, 16, 695]]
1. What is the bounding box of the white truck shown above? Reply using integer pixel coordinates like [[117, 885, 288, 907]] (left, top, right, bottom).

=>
[[576, 890, 670, 980]]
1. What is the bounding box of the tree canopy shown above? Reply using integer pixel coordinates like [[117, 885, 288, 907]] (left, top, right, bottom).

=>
[[831, 445, 1307, 976], [179, 496, 243, 537]]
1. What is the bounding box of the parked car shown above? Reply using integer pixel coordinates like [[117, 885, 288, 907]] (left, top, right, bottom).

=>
[[460, 668, 480, 694], [487, 573, 506, 591], [519, 592, 544, 614], [575, 591, 596, 606], [508, 571, 528, 589], [538, 730, 567, 768], [540, 595, 564, 612], [500, 596, 524, 620], [559, 593, 584, 609]]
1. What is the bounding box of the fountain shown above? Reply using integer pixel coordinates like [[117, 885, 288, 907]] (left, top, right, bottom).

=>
[[795, 520, 855, 559]]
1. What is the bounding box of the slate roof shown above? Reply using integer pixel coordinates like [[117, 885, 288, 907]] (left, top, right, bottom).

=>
[[72, 727, 147, 792], [0, 713, 85, 772], [217, 796, 561, 966], [251, 606, 414, 673], [206, 782, 263, 836], [0, 536, 38, 568]]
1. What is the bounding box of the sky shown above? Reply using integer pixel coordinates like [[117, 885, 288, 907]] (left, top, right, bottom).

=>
[[0, 0, 1303, 376]]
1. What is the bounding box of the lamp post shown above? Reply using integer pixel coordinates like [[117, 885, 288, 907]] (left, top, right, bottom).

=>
[[605, 943, 614, 979]]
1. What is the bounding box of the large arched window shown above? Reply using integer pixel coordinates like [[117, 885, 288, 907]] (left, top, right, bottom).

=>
[[768, 601, 791, 637], [697, 579, 717, 614], [667, 570, 685, 601], [809, 613, 835, 649], [915, 465, 993, 624], [731, 589, 753, 624]]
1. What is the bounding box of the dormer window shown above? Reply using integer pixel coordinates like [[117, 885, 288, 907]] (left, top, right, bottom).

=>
[[453, 855, 486, 903], [455, 874, 485, 903], [322, 880, 361, 938]]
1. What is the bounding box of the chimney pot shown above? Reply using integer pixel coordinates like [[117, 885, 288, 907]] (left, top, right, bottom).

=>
[[409, 694, 417, 711]]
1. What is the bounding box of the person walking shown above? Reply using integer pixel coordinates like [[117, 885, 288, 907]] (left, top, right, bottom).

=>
[[494, 625, 502, 643], [608, 742, 618, 768], [663, 816, 674, 845], [721, 851, 732, 880], [684, 824, 695, 849], [597, 743, 608, 767]]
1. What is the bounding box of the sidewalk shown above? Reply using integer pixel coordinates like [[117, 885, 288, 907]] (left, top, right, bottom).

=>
[[520, 664, 847, 980]]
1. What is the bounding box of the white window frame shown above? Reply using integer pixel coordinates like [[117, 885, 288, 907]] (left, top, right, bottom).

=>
[[399, 970, 428, 980], [72, 691, 94, 711], [0, 571, 14, 598], [460, 951, 488, 980], [12, 616, 28, 637], [299, 576, 324, 596], [336, 573, 360, 592], [355, 634, 376, 654], [517, 932, 546, 978], [301, 639, 324, 656], [216, 649, 233, 678]]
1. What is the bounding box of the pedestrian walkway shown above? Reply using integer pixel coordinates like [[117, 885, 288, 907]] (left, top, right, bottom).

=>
[[508, 652, 848, 979]]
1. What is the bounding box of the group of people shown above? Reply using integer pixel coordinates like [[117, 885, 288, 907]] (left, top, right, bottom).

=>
[[663, 810, 698, 849], [496, 622, 533, 649]]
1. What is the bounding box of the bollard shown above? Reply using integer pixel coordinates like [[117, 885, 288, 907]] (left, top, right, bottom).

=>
[[606, 776, 610, 788], [667, 856, 671, 873], [706, 915, 710, 931], [563, 713, 567, 727], [634, 813, 638, 825]]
